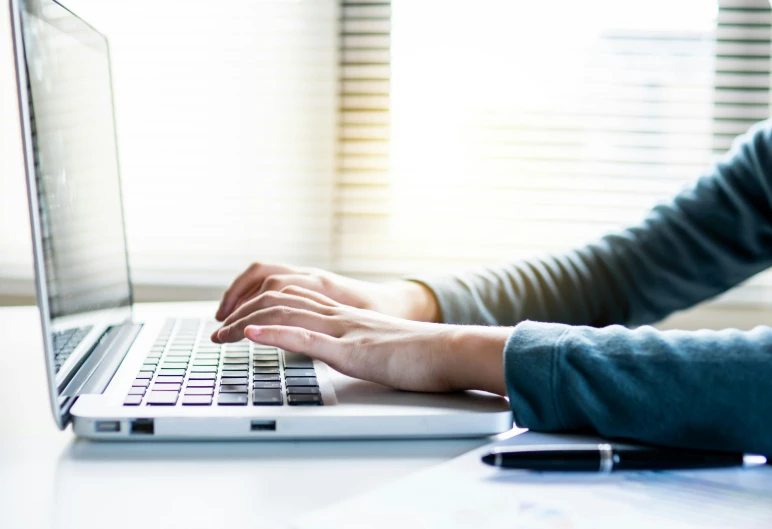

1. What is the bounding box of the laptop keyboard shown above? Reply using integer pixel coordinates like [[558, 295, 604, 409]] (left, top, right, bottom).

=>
[[123, 319, 323, 407], [52, 325, 93, 373]]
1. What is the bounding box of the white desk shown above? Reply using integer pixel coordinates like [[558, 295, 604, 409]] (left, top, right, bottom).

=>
[[0, 303, 498, 529]]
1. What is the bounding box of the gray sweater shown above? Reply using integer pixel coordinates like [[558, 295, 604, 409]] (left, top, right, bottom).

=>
[[416, 120, 772, 455]]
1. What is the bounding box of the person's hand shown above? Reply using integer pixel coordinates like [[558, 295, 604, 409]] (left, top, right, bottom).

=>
[[212, 286, 508, 395], [215, 262, 441, 323]]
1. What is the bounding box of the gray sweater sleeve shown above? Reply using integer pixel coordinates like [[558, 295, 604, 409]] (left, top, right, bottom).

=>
[[412, 120, 772, 454]]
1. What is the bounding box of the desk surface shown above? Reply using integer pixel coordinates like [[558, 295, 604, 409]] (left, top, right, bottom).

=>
[[0, 303, 499, 529]]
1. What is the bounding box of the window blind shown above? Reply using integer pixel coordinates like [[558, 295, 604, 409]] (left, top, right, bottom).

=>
[[336, 0, 772, 305]]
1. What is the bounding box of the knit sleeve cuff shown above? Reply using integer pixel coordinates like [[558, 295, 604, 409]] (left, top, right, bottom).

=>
[[405, 276, 485, 325], [504, 320, 572, 431]]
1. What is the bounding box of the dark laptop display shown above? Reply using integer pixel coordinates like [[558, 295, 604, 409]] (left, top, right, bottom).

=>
[[19, 0, 132, 319]]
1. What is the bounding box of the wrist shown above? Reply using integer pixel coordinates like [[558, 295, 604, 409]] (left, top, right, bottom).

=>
[[445, 326, 510, 396], [392, 281, 442, 323]]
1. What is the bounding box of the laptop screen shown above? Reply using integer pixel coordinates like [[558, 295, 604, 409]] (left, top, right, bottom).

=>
[[19, 0, 132, 318]]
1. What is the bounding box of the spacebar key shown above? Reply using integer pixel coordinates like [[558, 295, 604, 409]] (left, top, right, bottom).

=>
[[283, 350, 314, 369]]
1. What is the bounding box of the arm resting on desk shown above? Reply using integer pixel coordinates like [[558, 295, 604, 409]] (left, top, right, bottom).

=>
[[505, 322, 772, 455]]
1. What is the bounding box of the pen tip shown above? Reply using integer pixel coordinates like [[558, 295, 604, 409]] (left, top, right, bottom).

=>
[[481, 454, 495, 466]]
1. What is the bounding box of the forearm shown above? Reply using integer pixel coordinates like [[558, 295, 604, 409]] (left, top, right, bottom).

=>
[[506, 321, 772, 454]]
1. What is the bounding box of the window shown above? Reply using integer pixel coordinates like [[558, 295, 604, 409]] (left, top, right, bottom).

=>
[[338, 0, 772, 306]]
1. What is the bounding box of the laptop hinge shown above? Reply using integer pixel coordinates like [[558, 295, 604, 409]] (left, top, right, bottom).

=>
[[59, 322, 142, 424]]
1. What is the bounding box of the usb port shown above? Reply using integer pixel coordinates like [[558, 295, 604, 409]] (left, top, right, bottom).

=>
[[95, 420, 121, 433], [130, 418, 154, 435], [250, 420, 276, 432]]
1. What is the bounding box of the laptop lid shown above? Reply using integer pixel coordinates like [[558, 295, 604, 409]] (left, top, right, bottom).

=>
[[10, 0, 135, 428]]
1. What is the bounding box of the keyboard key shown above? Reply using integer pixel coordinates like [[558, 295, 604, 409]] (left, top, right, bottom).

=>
[[218, 393, 248, 406], [219, 377, 248, 385], [253, 368, 279, 375], [287, 386, 321, 395], [253, 374, 281, 382], [132, 379, 151, 388], [182, 395, 213, 406], [147, 391, 179, 405], [252, 389, 283, 405], [124, 395, 143, 406], [190, 366, 217, 373], [253, 361, 279, 368], [223, 359, 248, 365], [219, 384, 248, 393], [152, 382, 182, 392], [288, 394, 323, 405], [284, 368, 316, 378], [161, 362, 188, 369], [128, 386, 147, 395], [193, 360, 219, 366], [135, 372, 153, 380], [142, 359, 159, 366], [285, 377, 318, 387], [253, 351, 278, 358], [185, 387, 214, 395], [141, 364, 157, 371], [253, 381, 281, 389], [252, 345, 278, 351], [159, 368, 186, 377], [283, 351, 314, 368], [222, 369, 248, 377], [186, 379, 216, 388], [223, 353, 249, 359], [155, 375, 184, 384], [188, 373, 216, 380]]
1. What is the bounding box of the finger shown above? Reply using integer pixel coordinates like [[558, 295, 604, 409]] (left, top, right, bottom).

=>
[[226, 284, 263, 318], [219, 292, 336, 332], [229, 274, 314, 316], [245, 325, 340, 365], [275, 285, 340, 307], [253, 273, 326, 299], [215, 307, 341, 343], [216, 263, 292, 321]]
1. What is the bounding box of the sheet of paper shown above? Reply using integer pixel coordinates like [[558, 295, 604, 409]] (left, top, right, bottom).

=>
[[292, 431, 772, 529]]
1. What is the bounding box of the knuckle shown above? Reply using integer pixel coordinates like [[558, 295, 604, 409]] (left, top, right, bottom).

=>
[[280, 285, 302, 295], [299, 328, 315, 346], [262, 290, 282, 302], [263, 275, 282, 290]]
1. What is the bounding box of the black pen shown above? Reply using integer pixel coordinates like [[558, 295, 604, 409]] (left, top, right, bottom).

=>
[[481, 443, 746, 472]]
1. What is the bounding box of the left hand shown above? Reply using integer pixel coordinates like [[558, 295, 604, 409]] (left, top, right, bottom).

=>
[[211, 286, 509, 395]]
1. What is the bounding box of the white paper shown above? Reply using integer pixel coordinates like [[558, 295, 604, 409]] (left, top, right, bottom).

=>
[[293, 431, 772, 529]]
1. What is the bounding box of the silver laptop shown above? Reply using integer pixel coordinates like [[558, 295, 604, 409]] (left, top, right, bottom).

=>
[[9, 0, 512, 440]]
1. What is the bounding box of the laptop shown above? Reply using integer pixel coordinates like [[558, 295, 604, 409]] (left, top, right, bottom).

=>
[[9, 0, 512, 440]]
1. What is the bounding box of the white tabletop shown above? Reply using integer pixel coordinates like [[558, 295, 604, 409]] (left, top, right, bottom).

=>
[[0, 303, 500, 529]]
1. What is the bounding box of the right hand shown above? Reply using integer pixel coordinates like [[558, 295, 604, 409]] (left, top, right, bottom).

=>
[[215, 262, 440, 324]]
